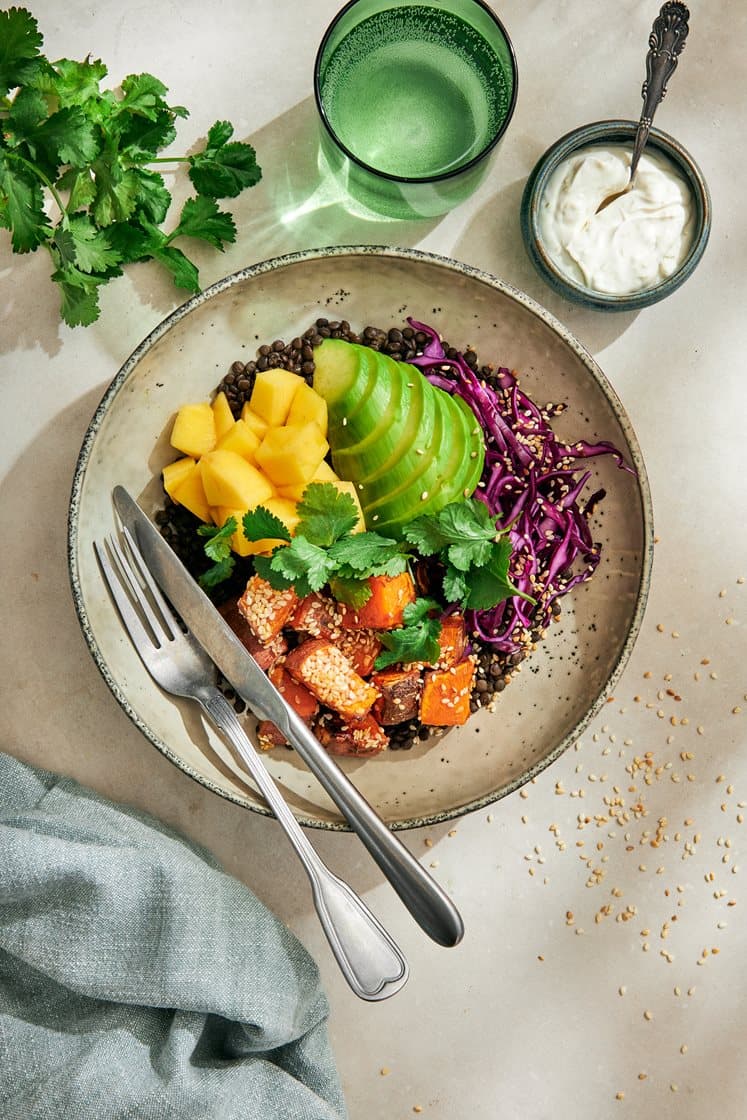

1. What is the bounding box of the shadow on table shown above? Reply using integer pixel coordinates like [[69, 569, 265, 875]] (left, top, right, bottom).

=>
[[450, 174, 641, 357], [0, 95, 444, 361]]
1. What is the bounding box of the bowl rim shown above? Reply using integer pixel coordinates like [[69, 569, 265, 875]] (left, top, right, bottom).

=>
[[68, 244, 654, 831], [313, 0, 519, 185], [520, 118, 712, 312]]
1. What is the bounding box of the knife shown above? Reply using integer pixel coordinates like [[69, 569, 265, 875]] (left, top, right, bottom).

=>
[[113, 486, 464, 948]]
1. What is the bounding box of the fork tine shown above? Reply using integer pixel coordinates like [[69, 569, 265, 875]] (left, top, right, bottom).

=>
[[94, 539, 159, 656], [106, 533, 171, 648], [119, 527, 182, 642]]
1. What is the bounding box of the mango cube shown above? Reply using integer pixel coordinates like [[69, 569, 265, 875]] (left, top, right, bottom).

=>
[[255, 422, 329, 487], [248, 369, 305, 426], [200, 449, 274, 509], [240, 404, 269, 440], [211, 391, 235, 440], [170, 401, 216, 458], [216, 418, 261, 461], [277, 458, 338, 502], [264, 496, 301, 536], [215, 496, 297, 557], [170, 461, 211, 523], [163, 456, 197, 500], [287, 382, 328, 436]]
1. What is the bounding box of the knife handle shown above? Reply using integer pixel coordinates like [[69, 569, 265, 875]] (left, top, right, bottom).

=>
[[273, 703, 465, 948]]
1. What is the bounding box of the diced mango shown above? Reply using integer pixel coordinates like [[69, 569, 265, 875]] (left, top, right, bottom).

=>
[[200, 449, 274, 509], [216, 418, 261, 461], [162, 456, 197, 500], [170, 401, 216, 458], [211, 391, 235, 441], [277, 458, 338, 502], [332, 479, 366, 533], [264, 496, 301, 536], [248, 369, 305, 426], [240, 404, 269, 440], [170, 462, 212, 523], [255, 422, 329, 487], [287, 382, 328, 436]]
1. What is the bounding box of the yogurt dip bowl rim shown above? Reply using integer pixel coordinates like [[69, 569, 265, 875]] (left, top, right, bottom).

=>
[[520, 119, 711, 312]]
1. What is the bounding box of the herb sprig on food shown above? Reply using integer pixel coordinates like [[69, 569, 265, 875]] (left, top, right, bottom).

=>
[[0, 7, 261, 326], [196, 482, 534, 627]]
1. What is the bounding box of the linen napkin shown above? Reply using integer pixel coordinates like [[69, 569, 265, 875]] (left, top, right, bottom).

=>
[[0, 750, 347, 1120]]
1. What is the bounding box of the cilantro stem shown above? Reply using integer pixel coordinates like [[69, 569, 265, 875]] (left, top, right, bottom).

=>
[[8, 150, 69, 225], [147, 156, 191, 164]]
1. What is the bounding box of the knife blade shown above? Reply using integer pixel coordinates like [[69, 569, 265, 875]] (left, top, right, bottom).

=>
[[112, 486, 464, 947]]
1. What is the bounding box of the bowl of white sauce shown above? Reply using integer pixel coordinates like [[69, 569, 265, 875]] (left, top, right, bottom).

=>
[[520, 119, 711, 311]]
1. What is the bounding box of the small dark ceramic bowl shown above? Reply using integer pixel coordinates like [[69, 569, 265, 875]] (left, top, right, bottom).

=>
[[520, 119, 711, 312]]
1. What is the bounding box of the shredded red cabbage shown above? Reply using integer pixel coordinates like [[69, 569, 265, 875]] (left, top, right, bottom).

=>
[[406, 318, 636, 655]]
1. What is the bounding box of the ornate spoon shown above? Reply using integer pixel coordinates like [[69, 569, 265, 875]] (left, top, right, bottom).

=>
[[597, 2, 690, 212]]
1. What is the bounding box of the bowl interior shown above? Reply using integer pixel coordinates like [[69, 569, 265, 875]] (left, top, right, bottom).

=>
[[70, 247, 652, 829], [521, 120, 711, 311]]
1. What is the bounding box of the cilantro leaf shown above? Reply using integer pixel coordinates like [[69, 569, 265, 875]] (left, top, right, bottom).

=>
[[198, 554, 235, 589], [403, 498, 499, 564], [53, 214, 121, 273], [242, 505, 291, 544], [117, 72, 170, 120], [327, 574, 372, 609], [441, 564, 469, 606], [171, 195, 236, 251], [402, 597, 442, 625], [252, 552, 294, 590], [0, 7, 44, 92], [188, 120, 261, 198], [374, 613, 442, 671], [91, 158, 141, 225], [269, 536, 336, 597], [117, 109, 178, 161], [52, 267, 104, 326], [57, 166, 97, 211], [295, 482, 360, 547], [150, 243, 200, 293], [196, 519, 236, 588], [47, 57, 107, 107], [328, 531, 409, 578], [130, 168, 171, 224], [463, 538, 530, 611], [0, 153, 52, 251]]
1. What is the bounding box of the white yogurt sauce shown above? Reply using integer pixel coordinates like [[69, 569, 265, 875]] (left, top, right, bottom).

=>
[[538, 144, 695, 295]]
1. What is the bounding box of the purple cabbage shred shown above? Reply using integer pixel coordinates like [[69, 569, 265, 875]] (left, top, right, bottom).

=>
[[406, 318, 636, 655]]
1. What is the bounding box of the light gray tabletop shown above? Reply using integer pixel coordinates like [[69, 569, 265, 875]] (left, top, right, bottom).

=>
[[2, 2, 745, 1117]]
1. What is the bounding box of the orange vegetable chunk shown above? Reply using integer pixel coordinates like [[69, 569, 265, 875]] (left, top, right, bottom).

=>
[[420, 657, 476, 726], [237, 575, 298, 644], [284, 638, 379, 720], [340, 572, 416, 631]]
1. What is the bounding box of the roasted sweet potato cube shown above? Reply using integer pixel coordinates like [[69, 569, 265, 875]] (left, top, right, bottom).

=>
[[437, 613, 467, 668], [218, 599, 287, 669], [371, 668, 423, 725], [268, 664, 319, 721], [288, 592, 343, 637], [256, 719, 287, 751], [420, 657, 476, 727], [340, 572, 416, 631], [338, 628, 382, 677], [284, 638, 379, 720], [315, 712, 388, 757], [237, 574, 298, 643]]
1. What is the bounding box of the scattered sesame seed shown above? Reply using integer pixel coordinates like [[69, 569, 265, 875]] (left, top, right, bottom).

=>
[[643, 1010, 653, 1020]]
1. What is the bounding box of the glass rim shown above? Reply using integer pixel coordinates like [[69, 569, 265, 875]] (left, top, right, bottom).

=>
[[313, 0, 519, 186]]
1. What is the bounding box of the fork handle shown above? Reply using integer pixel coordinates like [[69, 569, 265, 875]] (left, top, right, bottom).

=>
[[198, 687, 408, 1002]]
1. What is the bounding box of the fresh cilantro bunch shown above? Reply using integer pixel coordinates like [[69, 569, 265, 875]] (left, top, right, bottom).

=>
[[0, 7, 261, 326], [402, 499, 532, 610]]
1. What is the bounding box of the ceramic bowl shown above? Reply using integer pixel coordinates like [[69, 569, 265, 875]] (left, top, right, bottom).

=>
[[520, 119, 711, 312], [69, 246, 653, 830]]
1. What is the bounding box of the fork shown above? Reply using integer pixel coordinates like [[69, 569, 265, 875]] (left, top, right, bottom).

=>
[[94, 531, 408, 1002]]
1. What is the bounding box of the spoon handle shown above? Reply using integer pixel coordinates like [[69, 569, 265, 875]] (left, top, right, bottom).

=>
[[630, 2, 690, 181]]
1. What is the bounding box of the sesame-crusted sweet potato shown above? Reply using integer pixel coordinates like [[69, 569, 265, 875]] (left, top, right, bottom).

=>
[[237, 574, 298, 644], [436, 613, 467, 669], [257, 719, 287, 751], [315, 712, 389, 757], [371, 668, 423, 725], [284, 637, 379, 720], [268, 664, 319, 722], [289, 592, 382, 674], [218, 599, 287, 670], [340, 572, 416, 631], [420, 657, 476, 726]]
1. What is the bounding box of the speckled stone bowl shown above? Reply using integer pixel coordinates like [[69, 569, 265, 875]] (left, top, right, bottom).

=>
[[520, 119, 711, 312], [69, 246, 653, 830]]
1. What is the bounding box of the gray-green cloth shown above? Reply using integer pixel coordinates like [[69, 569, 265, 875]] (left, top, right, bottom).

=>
[[0, 751, 347, 1120]]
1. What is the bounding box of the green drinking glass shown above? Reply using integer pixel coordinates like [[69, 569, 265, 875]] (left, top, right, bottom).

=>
[[314, 0, 518, 220]]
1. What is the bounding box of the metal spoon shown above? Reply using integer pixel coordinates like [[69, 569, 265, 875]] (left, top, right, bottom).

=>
[[596, 2, 690, 213]]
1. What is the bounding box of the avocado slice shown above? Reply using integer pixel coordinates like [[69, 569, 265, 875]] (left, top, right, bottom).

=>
[[313, 339, 485, 538]]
